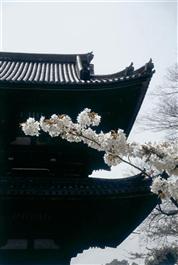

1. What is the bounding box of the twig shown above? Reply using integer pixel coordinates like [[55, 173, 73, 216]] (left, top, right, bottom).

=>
[[157, 204, 178, 216]]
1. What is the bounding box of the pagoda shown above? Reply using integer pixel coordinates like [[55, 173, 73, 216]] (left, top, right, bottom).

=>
[[0, 51, 157, 264]]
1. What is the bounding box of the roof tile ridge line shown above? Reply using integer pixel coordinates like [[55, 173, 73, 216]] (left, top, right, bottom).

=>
[[34, 62, 42, 82], [0, 61, 11, 78], [0, 51, 93, 56], [5, 62, 20, 81]]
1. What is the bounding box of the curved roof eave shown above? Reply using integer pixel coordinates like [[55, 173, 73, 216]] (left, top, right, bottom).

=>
[[0, 51, 155, 86], [0, 69, 155, 90]]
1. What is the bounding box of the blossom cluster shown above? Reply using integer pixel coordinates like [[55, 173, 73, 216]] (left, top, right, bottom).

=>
[[21, 108, 178, 205], [128, 141, 178, 175], [151, 175, 178, 201], [21, 118, 40, 136]]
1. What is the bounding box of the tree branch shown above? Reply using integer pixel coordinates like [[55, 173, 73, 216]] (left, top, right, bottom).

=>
[[157, 204, 178, 216]]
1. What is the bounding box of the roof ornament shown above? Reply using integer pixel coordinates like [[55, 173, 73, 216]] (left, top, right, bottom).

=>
[[145, 58, 154, 74], [76, 55, 91, 81], [124, 62, 134, 77], [86, 52, 94, 63]]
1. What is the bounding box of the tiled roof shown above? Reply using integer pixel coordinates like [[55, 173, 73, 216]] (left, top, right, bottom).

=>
[[0, 52, 155, 85], [0, 61, 81, 83], [0, 174, 152, 197]]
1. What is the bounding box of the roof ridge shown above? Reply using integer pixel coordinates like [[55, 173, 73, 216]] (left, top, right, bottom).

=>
[[0, 51, 94, 64]]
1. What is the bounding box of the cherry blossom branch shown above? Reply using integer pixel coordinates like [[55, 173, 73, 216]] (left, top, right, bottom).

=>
[[157, 204, 178, 215], [108, 152, 150, 177], [170, 197, 178, 208], [20, 108, 178, 208], [75, 130, 150, 177]]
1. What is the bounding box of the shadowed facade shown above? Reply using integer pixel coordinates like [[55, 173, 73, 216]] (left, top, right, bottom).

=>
[[0, 51, 157, 264]]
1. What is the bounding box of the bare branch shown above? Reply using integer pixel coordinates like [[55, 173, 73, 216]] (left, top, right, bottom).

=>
[[139, 64, 178, 139], [156, 204, 178, 216]]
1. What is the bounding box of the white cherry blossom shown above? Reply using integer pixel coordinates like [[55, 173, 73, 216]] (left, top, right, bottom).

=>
[[104, 153, 122, 166], [77, 108, 101, 128], [101, 129, 128, 156], [21, 109, 178, 206], [21, 118, 40, 136], [168, 176, 178, 201], [151, 176, 171, 199]]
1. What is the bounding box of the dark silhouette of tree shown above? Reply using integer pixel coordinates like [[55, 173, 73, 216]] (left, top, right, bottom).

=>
[[145, 246, 178, 265], [105, 259, 138, 265], [141, 63, 178, 139]]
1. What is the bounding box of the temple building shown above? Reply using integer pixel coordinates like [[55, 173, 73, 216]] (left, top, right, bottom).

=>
[[0, 51, 157, 264]]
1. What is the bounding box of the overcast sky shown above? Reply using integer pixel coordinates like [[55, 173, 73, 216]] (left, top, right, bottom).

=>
[[0, 1, 177, 264], [1, 0, 176, 141]]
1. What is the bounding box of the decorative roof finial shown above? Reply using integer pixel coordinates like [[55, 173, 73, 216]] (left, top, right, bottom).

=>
[[145, 58, 154, 73], [76, 55, 91, 81], [125, 62, 134, 76]]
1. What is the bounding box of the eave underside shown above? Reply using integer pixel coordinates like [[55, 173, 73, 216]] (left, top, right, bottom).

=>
[[0, 175, 158, 262]]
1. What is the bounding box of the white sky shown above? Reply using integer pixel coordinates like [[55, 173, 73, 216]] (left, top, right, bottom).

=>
[[0, 1, 177, 264]]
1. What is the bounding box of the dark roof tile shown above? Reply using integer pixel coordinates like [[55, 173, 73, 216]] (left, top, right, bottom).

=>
[[0, 52, 155, 85], [0, 175, 152, 198]]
